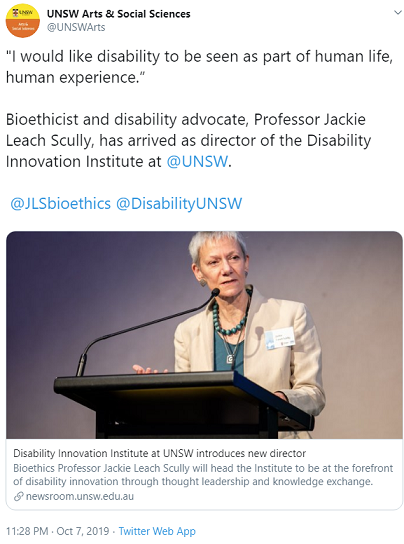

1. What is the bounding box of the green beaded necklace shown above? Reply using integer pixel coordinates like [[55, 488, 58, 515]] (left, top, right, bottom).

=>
[[212, 288, 252, 336]]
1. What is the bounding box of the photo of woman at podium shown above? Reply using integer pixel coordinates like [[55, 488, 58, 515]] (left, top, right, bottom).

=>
[[134, 231, 325, 436], [8, 231, 401, 439]]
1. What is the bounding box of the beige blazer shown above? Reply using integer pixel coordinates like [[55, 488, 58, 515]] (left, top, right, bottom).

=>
[[174, 286, 325, 420]]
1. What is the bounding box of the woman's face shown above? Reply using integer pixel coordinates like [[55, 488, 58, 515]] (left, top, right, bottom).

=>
[[192, 237, 249, 299]]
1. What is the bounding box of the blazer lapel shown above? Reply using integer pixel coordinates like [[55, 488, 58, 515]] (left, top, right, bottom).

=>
[[200, 300, 214, 371], [244, 285, 267, 373]]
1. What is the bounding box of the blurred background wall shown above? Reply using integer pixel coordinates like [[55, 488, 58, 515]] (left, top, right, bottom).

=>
[[7, 231, 402, 439]]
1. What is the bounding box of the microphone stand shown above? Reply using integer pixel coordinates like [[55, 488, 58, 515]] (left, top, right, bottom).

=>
[[76, 288, 220, 377]]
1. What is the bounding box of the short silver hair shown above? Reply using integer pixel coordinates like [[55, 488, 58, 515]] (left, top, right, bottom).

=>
[[189, 231, 247, 267]]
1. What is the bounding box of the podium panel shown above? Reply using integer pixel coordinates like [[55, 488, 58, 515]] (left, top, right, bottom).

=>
[[54, 371, 314, 439]]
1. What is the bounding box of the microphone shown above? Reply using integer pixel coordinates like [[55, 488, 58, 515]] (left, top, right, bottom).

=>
[[76, 288, 220, 377]]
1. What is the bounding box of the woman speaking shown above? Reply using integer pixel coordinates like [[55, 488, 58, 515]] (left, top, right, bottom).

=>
[[174, 231, 325, 419], [134, 231, 325, 433]]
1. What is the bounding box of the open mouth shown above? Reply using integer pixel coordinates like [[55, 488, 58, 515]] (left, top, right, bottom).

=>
[[221, 279, 236, 285]]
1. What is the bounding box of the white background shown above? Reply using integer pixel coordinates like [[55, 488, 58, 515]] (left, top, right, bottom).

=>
[[6, 440, 403, 510], [2, 0, 403, 541]]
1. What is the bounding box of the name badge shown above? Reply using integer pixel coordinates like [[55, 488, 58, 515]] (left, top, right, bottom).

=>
[[265, 327, 295, 350]]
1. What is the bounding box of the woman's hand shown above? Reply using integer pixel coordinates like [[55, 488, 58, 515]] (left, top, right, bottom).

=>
[[274, 391, 289, 402], [132, 365, 168, 374]]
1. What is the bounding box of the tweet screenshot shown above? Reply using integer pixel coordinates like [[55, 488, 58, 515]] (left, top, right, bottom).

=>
[[2, 0, 403, 541]]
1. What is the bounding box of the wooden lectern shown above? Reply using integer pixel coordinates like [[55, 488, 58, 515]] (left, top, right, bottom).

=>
[[54, 371, 314, 439]]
